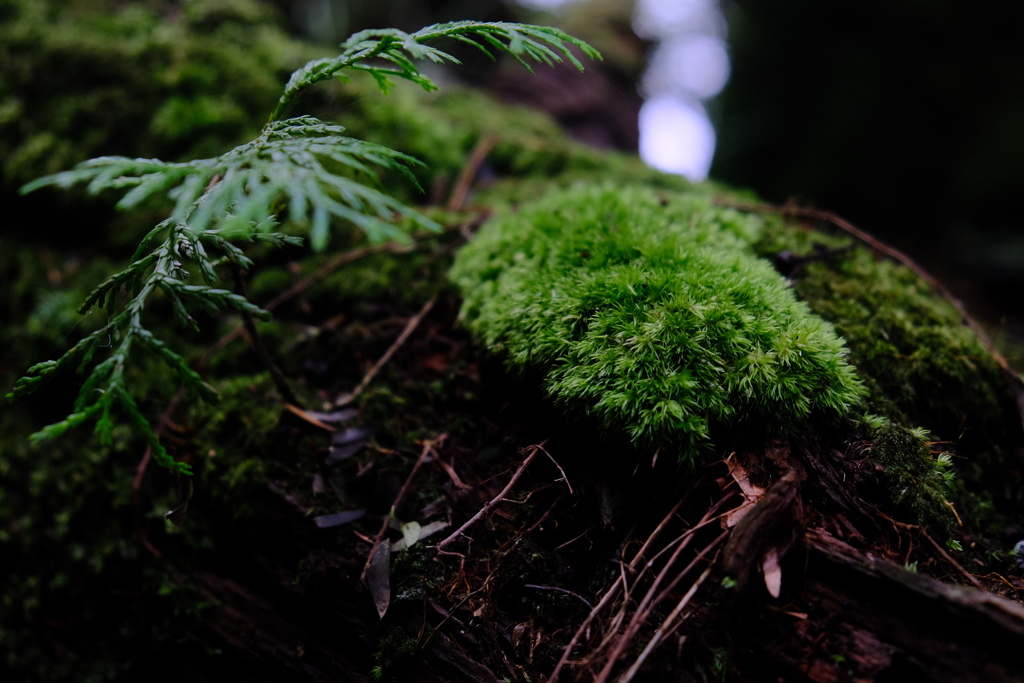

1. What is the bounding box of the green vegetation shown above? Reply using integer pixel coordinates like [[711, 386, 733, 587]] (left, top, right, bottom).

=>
[[754, 220, 1014, 441], [7, 15, 600, 475], [3, 4, 1021, 679], [0, 0, 308, 191], [862, 415, 957, 535], [451, 183, 866, 459]]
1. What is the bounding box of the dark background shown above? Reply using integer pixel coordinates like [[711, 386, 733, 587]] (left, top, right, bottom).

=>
[[712, 0, 1024, 334]]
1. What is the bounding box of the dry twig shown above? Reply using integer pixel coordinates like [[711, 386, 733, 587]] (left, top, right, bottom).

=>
[[361, 434, 446, 582], [436, 440, 547, 553], [335, 294, 438, 406], [876, 512, 983, 590], [447, 135, 497, 212]]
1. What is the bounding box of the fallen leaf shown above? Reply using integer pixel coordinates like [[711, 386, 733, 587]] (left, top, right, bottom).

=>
[[401, 521, 421, 548], [325, 426, 375, 464], [762, 547, 782, 598], [391, 520, 449, 551], [331, 425, 376, 446], [326, 441, 368, 464], [367, 542, 391, 618], [723, 453, 766, 528], [165, 477, 194, 526], [726, 452, 766, 499], [314, 509, 366, 528], [304, 408, 359, 424]]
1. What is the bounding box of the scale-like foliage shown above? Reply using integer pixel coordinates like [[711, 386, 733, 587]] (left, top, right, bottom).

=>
[[452, 184, 865, 460], [273, 21, 601, 120], [10, 21, 600, 474], [23, 117, 438, 251]]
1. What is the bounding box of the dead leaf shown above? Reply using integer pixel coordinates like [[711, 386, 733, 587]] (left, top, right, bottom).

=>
[[165, 477, 194, 526], [367, 541, 391, 618], [325, 426, 375, 464], [762, 547, 782, 598], [723, 453, 766, 528], [401, 521, 421, 548], [391, 520, 448, 551], [314, 509, 366, 528], [726, 452, 766, 499], [331, 425, 375, 446], [304, 408, 359, 424]]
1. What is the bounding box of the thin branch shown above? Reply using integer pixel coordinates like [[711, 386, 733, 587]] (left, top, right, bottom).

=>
[[876, 512, 983, 590], [229, 263, 298, 405], [361, 434, 446, 582], [593, 505, 732, 683], [524, 584, 593, 610], [536, 443, 574, 494], [436, 440, 547, 553], [335, 294, 439, 406], [447, 135, 497, 211], [620, 552, 721, 683], [548, 575, 625, 683]]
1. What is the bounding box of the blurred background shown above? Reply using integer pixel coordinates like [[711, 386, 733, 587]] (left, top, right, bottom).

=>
[[277, 0, 1024, 338], [3, 0, 1023, 337]]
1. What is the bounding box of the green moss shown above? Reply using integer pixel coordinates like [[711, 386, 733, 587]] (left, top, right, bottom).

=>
[[0, 0, 310, 191], [754, 221, 1019, 449], [452, 183, 865, 460], [864, 416, 956, 536]]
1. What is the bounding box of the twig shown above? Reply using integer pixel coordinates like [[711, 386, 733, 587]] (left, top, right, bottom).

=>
[[876, 513, 983, 590], [536, 443, 574, 494], [593, 504, 732, 683], [207, 219, 476, 356], [548, 574, 625, 683], [447, 135, 497, 211], [524, 584, 593, 610], [208, 243, 403, 356], [436, 441, 546, 553], [361, 434, 446, 582], [550, 492, 735, 683], [628, 498, 686, 572], [620, 553, 721, 683], [229, 263, 299, 405], [918, 528, 985, 590], [281, 403, 336, 431], [335, 294, 438, 406], [523, 495, 567, 536], [715, 199, 1023, 386]]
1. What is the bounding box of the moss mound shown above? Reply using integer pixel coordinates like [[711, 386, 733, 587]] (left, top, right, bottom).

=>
[[864, 416, 957, 536], [451, 183, 866, 459]]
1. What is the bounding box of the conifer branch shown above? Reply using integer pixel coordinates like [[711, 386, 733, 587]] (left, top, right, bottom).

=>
[[10, 21, 600, 474], [272, 22, 600, 120]]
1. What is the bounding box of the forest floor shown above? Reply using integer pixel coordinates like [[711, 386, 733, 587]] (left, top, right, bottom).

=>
[[98, 211, 1024, 683]]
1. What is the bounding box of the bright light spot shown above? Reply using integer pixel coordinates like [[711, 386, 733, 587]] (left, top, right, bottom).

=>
[[634, 0, 725, 40], [639, 95, 716, 180], [643, 35, 730, 100]]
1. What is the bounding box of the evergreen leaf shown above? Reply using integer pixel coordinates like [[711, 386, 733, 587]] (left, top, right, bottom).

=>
[[272, 21, 600, 119]]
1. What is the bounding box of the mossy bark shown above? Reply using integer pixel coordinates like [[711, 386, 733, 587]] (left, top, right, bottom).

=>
[[3, 3, 1024, 681]]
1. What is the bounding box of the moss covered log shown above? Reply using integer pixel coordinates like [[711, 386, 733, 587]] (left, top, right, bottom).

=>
[[451, 183, 866, 459], [3, 2, 1024, 680]]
